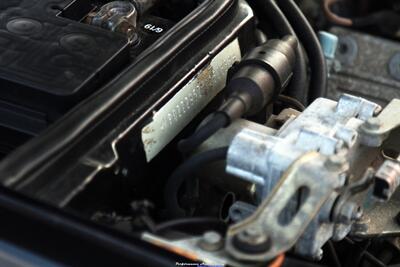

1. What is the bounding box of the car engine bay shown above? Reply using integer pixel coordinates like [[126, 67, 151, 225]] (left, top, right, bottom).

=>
[[1, 0, 400, 266]]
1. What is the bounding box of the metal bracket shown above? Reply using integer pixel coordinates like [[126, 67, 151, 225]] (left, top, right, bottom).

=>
[[225, 152, 337, 261]]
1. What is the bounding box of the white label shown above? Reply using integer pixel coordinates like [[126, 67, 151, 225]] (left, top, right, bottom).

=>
[[141, 39, 241, 161], [144, 24, 164, 33]]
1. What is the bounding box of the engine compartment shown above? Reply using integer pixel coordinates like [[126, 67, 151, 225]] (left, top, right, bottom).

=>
[[1, 0, 400, 266], [0, 0, 183, 159]]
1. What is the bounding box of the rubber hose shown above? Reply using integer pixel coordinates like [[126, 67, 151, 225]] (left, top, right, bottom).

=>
[[164, 147, 229, 218], [178, 113, 229, 155], [262, 0, 308, 104], [277, 0, 327, 102]]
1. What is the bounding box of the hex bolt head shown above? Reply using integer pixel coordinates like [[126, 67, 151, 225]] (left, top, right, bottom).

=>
[[232, 226, 271, 254], [198, 231, 223, 251], [237, 227, 268, 246]]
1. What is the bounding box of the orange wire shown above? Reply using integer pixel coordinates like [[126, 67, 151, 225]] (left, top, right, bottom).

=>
[[323, 0, 353, 26], [269, 254, 285, 267]]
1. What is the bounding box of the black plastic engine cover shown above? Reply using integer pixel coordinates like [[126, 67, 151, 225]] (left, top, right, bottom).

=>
[[0, 0, 129, 126]]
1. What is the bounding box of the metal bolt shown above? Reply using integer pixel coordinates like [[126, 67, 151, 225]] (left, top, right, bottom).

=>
[[233, 227, 271, 253], [237, 227, 268, 246], [198, 231, 223, 251]]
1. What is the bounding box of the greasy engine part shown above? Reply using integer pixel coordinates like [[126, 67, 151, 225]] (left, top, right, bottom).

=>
[[175, 35, 298, 158], [231, 95, 400, 261], [163, 35, 298, 219], [153, 94, 400, 264], [224, 94, 383, 260], [2, 0, 400, 267], [327, 27, 400, 106]]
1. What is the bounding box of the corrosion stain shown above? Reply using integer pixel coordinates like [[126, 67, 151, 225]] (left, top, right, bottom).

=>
[[142, 126, 155, 134], [197, 64, 215, 97], [143, 139, 156, 145]]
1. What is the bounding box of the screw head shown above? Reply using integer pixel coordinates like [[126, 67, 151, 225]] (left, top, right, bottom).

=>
[[232, 227, 271, 254], [237, 227, 268, 246], [198, 231, 223, 251]]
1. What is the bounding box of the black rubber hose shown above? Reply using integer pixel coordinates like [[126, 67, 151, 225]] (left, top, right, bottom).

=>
[[164, 147, 229, 218], [179, 35, 298, 154], [277, 0, 327, 102], [178, 112, 229, 155], [261, 0, 308, 104]]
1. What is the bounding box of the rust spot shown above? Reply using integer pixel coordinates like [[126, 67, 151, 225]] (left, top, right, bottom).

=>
[[197, 64, 214, 97], [143, 139, 156, 145], [142, 126, 155, 134]]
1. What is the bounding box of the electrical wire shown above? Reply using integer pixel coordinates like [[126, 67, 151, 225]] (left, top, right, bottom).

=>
[[178, 112, 229, 155], [164, 147, 229, 218], [261, 0, 308, 104], [323, 0, 353, 26], [277, 0, 328, 102], [179, 33, 299, 154], [269, 253, 285, 267], [277, 94, 306, 111], [322, 0, 400, 36]]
